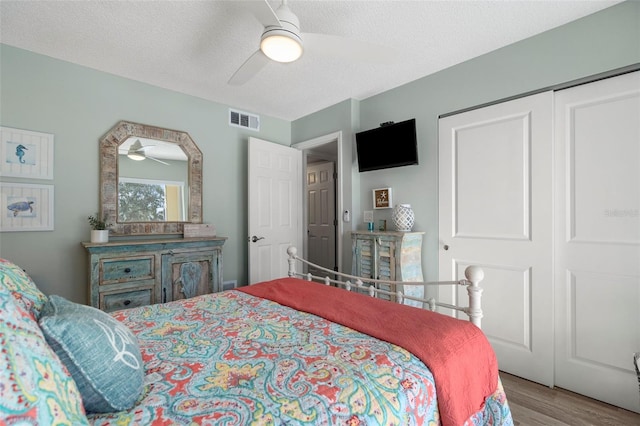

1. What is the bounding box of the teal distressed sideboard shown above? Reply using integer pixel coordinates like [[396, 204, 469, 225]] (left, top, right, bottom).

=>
[[351, 231, 424, 307], [82, 237, 227, 312]]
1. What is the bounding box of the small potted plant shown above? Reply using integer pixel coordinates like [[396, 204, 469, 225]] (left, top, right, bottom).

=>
[[88, 213, 112, 243]]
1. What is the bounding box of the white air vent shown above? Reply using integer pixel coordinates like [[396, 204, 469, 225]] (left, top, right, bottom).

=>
[[229, 109, 260, 131]]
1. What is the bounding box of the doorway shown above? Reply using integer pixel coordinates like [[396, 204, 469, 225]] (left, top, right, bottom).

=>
[[306, 160, 336, 276], [293, 132, 344, 275]]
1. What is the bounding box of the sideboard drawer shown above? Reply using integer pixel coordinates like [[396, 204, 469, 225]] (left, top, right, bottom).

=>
[[101, 289, 152, 312], [100, 256, 155, 284]]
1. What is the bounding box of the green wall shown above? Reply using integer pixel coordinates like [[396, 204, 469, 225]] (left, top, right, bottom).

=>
[[1, 1, 638, 302], [0, 44, 290, 302], [292, 0, 640, 281]]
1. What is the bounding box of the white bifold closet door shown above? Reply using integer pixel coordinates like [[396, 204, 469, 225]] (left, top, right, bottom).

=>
[[554, 71, 640, 413], [438, 92, 554, 387], [439, 71, 640, 413]]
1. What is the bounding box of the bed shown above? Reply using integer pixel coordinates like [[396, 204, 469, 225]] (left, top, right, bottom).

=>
[[0, 248, 513, 426]]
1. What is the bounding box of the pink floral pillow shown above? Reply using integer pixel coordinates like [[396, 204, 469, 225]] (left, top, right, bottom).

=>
[[0, 287, 89, 424], [0, 258, 48, 319]]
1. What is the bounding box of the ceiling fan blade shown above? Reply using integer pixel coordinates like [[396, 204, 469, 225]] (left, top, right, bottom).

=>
[[303, 33, 399, 64], [228, 49, 270, 86], [146, 156, 170, 166], [251, 0, 281, 28]]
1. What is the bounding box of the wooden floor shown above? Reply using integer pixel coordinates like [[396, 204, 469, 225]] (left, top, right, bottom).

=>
[[500, 372, 640, 426]]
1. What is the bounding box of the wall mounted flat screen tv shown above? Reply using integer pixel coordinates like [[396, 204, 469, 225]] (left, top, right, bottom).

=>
[[355, 119, 418, 172]]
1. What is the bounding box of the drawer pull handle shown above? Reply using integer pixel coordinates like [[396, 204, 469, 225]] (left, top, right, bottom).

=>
[[123, 300, 131, 306], [124, 267, 131, 273]]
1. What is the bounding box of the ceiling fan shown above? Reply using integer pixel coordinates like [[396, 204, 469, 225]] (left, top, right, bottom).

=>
[[228, 0, 396, 85], [127, 140, 170, 165]]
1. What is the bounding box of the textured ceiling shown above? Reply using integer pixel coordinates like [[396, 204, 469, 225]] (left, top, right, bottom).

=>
[[0, 0, 621, 121]]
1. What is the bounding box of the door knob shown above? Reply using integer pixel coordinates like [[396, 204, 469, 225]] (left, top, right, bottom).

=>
[[250, 236, 265, 243], [444, 244, 449, 251]]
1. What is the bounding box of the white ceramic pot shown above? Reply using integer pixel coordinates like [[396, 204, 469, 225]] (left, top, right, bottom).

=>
[[90, 229, 109, 243], [392, 204, 415, 231]]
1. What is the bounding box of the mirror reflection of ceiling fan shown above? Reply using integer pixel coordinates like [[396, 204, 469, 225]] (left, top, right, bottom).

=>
[[228, 0, 396, 85], [127, 139, 170, 165]]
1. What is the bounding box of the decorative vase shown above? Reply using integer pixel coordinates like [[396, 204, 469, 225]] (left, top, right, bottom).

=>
[[91, 230, 109, 243], [392, 204, 415, 231]]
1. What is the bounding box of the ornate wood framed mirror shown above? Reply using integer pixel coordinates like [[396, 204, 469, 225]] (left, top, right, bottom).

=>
[[100, 121, 202, 235]]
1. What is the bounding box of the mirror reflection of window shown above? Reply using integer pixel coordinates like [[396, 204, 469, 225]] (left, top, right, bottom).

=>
[[118, 178, 185, 222], [117, 139, 189, 223]]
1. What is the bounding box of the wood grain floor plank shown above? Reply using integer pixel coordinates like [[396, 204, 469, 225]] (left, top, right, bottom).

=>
[[507, 404, 566, 426], [500, 371, 640, 426]]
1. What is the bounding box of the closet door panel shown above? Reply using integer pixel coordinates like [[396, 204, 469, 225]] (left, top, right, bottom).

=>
[[555, 70, 640, 413], [439, 91, 554, 386]]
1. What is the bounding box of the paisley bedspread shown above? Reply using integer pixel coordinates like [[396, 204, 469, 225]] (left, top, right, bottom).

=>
[[88, 284, 513, 425]]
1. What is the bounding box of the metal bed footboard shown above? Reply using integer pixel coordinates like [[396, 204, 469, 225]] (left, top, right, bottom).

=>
[[286, 246, 485, 329]]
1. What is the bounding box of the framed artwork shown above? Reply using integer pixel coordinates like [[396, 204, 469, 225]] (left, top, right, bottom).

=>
[[373, 187, 392, 209], [0, 183, 54, 231], [0, 126, 54, 180]]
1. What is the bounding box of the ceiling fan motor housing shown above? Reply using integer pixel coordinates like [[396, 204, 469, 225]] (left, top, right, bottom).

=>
[[260, 3, 303, 62]]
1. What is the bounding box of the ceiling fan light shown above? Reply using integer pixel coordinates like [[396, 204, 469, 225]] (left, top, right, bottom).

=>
[[260, 33, 302, 63], [127, 152, 145, 161]]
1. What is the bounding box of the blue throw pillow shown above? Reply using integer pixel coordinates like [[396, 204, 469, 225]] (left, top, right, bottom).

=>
[[38, 295, 144, 413]]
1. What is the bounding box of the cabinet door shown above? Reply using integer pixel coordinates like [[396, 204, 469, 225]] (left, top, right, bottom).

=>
[[352, 236, 379, 297], [376, 239, 396, 280], [352, 237, 374, 279], [162, 250, 220, 302], [352, 235, 398, 300], [376, 238, 396, 301]]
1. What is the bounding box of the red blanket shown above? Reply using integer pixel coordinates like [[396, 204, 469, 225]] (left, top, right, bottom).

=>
[[239, 277, 498, 426]]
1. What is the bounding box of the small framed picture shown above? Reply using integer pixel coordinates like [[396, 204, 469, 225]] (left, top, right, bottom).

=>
[[0, 126, 54, 180], [372, 187, 392, 209], [0, 183, 54, 231]]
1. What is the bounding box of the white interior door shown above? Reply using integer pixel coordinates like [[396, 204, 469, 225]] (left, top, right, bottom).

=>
[[307, 161, 336, 276], [248, 137, 302, 284], [438, 92, 554, 386], [554, 71, 640, 413]]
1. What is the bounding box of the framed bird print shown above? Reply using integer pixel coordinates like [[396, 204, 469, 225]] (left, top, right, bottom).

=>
[[0, 183, 54, 231], [373, 187, 392, 209], [0, 126, 54, 180]]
